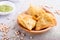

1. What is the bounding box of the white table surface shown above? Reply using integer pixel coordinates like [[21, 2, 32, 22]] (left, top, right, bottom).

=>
[[0, 0, 60, 40]]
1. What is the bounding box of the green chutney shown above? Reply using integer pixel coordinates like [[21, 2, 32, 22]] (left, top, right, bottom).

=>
[[0, 5, 13, 12]]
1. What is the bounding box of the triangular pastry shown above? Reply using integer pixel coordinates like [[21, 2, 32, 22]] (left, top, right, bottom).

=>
[[36, 9, 56, 30], [26, 5, 41, 20], [17, 13, 36, 30]]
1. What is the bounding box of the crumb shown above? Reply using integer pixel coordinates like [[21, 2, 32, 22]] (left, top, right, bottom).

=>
[[29, 36, 33, 39], [15, 31, 21, 35], [20, 37, 24, 40], [21, 33, 24, 37], [45, 5, 53, 8], [0, 24, 9, 40], [2, 36, 9, 40], [2, 26, 9, 33], [2, 33, 7, 37], [0, 23, 4, 25], [0, 24, 9, 33], [17, 35, 20, 38], [55, 10, 60, 15]]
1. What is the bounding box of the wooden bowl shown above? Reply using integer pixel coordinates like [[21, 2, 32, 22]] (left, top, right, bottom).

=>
[[17, 10, 56, 34], [17, 20, 52, 34]]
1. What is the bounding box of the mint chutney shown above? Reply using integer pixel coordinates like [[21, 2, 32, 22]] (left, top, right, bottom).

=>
[[0, 5, 13, 12]]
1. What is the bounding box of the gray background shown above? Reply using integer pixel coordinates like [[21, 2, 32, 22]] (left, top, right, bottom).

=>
[[0, 0, 60, 40]]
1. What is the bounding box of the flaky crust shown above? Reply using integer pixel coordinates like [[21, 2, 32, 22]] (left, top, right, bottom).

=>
[[17, 13, 36, 30], [35, 10, 56, 30]]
